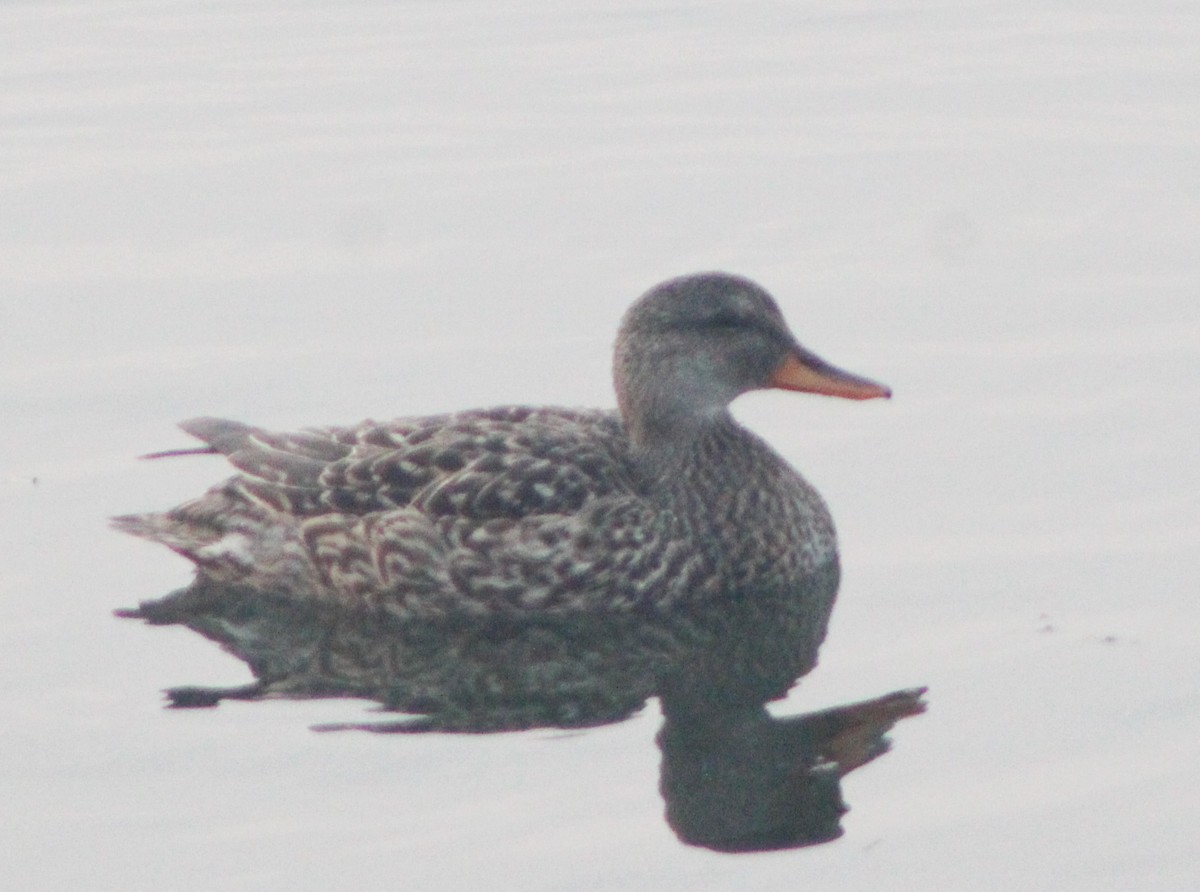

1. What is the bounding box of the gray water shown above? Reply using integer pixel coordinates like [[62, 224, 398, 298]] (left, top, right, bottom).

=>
[[3, 2, 1198, 889]]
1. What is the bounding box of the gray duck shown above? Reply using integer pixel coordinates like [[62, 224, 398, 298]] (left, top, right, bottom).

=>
[[114, 272, 889, 617]]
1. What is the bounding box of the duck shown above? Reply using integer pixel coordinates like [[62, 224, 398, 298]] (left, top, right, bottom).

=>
[[113, 272, 890, 618]]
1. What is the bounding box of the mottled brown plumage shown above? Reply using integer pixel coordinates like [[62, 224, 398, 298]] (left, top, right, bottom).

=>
[[114, 272, 889, 618]]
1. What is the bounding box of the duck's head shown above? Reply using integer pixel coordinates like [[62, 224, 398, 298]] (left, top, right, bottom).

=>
[[614, 272, 890, 445]]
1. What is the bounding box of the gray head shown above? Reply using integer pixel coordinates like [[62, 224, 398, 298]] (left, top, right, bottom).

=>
[[614, 272, 889, 446]]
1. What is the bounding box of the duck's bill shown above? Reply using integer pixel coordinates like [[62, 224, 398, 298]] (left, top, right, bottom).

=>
[[769, 348, 892, 400]]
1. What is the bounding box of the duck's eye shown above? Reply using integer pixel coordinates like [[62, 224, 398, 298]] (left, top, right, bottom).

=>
[[701, 312, 746, 331]]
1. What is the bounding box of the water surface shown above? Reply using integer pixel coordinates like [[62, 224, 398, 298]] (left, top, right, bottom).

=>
[[2, 2, 1198, 889]]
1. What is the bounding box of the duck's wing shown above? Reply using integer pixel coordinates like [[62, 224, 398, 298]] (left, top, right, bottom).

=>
[[117, 408, 724, 614], [115, 407, 700, 612], [177, 406, 639, 521], [290, 493, 723, 615]]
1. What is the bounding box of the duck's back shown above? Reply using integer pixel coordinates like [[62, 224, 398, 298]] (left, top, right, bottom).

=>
[[191, 406, 639, 520]]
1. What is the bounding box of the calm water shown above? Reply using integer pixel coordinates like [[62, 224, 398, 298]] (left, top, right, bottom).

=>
[[2, 2, 1198, 889]]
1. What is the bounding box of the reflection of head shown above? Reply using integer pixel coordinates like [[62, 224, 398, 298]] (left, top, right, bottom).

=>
[[660, 689, 926, 853], [659, 708, 847, 851]]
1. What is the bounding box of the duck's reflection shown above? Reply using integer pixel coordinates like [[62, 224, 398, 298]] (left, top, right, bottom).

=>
[[119, 567, 923, 852]]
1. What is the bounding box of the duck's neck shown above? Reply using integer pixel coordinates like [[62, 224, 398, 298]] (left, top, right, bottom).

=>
[[629, 405, 838, 586], [616, 351, 741, 460], [628, 401, 724, 449], [629, 408, 752, 492]]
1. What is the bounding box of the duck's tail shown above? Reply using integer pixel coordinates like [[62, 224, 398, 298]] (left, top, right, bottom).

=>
[[114, 416, 329, 569], [111, 472, 321, 590]]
